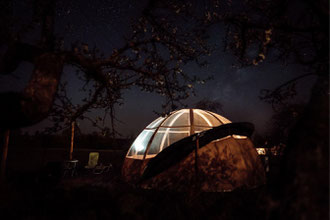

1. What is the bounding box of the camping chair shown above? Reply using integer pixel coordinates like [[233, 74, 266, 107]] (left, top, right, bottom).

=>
[[85, 152, 112, 175], [93, 163, 113, 174], [85, 152, 99, 169]]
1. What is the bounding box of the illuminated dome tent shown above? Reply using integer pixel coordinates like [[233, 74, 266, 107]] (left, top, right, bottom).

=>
[[122, 109, 265, 192], [127, 109, 231, 159]]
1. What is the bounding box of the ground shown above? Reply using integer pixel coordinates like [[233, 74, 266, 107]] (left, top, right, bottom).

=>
[[0, 151, 281, 220]]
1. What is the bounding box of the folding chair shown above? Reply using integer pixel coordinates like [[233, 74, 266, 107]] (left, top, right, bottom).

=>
[[85, 152, 99, 169]]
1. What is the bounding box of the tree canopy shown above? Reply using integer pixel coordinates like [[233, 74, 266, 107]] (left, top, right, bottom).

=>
[[0, 0, 211, 131]]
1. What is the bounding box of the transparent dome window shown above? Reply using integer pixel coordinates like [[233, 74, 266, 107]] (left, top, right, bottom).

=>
[[194, 109, 222, 127], [127, 130, 154, 158], [146, 117, 165, 129], [162, 109, 190, 127], [210, 112, 231, 124], [126, 109, 232, 159], [147, 127, 190, 155]]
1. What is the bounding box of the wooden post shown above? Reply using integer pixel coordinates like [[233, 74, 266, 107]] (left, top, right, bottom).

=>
[[69, 121, 75, 160], [190, 109, 199, 188], [1, 130, 10, 182], [195, 136, 200, 186]]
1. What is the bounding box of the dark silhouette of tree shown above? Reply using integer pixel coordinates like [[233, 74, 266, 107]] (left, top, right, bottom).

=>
[[0, 0, 210, 130], [0, 0, 213, 174], [194, 98, 223, 113], [202, 1, 328, 219], [267, 102, 306, 145]]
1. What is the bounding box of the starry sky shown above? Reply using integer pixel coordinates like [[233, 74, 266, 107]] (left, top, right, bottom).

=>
[[0, 0, 316, 137]]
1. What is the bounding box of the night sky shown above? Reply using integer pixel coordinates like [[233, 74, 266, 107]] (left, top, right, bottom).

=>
[[0, 0, 316, 137]]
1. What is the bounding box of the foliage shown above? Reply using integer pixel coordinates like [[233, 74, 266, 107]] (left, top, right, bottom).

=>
[[194, 98, 223, 113], [2, 0, 326, 132], [267, 102, 306, 145], [0, 0, 212, 131], [204, 0, 328, 108]]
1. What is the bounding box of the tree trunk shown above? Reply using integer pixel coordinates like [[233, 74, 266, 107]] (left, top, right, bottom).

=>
[[0, 53, 64, 129], [0, 130, 10, 182], [69, 121, 75, 160], [279, 74, 329, 220]]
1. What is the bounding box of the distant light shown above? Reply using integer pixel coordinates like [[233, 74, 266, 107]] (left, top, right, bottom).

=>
[[256, 148, 266, 155]]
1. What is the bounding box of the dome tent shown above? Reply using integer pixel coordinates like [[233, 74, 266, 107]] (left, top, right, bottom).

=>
[[122, 109, 265, 192]]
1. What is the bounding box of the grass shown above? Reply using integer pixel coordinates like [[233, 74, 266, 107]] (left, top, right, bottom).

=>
[[1, 149, 284, 220], [0, 166, 272, 220]]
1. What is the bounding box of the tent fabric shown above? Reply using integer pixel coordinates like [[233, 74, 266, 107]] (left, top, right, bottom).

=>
[[141, 122, 255, 182], [141, 137, 266, 192]]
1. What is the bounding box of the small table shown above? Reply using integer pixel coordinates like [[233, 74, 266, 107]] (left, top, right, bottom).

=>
[[63, 159, 79, 177]]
